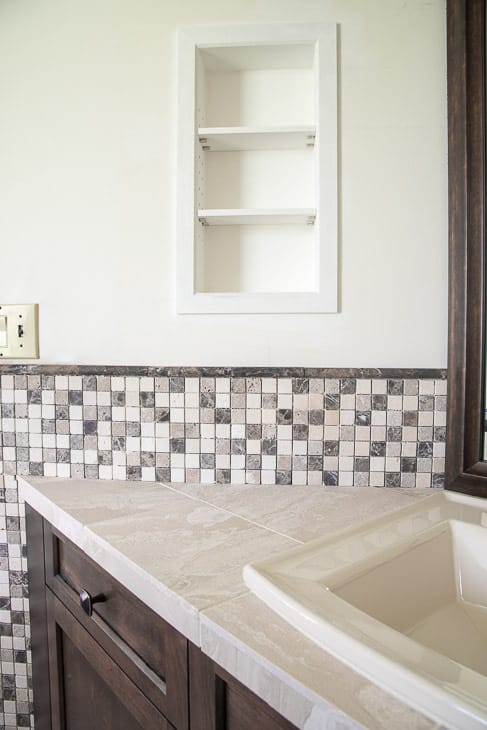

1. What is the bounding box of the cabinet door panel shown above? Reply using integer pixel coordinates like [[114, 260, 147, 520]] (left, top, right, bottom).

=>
[[62, 633, 147, 730], [46, 590, 172, 730]]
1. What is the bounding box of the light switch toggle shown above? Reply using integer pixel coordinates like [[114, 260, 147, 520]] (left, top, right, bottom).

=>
[[0, 304, 39, 359], [0, 317, 7, 348]]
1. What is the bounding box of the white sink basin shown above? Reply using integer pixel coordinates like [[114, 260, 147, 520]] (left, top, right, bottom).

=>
[[243, 491, 487, 730]]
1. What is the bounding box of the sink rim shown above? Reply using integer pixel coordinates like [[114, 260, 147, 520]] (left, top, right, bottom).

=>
[[243, 491, 487, 730]]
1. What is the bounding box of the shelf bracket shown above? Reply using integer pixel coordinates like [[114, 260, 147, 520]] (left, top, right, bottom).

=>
[[198, 137, 211, 151]]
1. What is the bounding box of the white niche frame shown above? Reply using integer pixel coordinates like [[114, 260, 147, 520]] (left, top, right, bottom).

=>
[[176, 22, 337, 314]]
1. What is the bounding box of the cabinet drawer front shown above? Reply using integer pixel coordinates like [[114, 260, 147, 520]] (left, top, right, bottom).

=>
[[44, 522, 188, 730], [47, 590, 173, 730]]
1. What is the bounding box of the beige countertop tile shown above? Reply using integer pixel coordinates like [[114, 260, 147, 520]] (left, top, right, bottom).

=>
[[167, 482, 434, 542], [85, 504, 297, 612], [17, 477, 188, 525]]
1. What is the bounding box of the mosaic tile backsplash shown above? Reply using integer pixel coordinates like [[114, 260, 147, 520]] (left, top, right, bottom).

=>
[[1, 371, 446, 487], [0, 366, 447, 729]]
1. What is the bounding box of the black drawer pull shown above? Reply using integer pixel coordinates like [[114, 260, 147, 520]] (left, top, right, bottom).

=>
[[79, 589, 106, 617]]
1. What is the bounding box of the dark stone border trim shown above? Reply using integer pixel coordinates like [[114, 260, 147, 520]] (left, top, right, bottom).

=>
[[0, 364, 447, 379]]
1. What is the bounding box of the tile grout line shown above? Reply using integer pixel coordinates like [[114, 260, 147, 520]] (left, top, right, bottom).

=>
[[160, 482, 304, 544]]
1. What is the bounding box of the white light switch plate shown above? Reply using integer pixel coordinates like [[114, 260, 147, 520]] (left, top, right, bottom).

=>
[[0, 304, 39, 359]]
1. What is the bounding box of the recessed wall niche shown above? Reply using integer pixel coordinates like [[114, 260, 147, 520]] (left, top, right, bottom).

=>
[[177, 23, 337, 314]]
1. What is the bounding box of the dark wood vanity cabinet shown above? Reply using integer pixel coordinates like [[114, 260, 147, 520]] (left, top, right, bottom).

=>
[[26, 506, 297, 730]]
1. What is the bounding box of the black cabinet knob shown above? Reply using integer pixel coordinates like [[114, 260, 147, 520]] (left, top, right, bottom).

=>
[[79, 589, 106, 617]]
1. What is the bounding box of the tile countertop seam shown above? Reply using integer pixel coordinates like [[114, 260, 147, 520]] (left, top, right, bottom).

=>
[[17, 477, 441, 730], [160, 480, 304, 545]]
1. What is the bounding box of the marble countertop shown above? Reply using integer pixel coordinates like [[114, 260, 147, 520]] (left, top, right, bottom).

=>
[[19, 477, 443, 730]]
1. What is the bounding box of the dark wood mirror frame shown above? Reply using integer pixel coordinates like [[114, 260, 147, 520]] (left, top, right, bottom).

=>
[[446, 0, 487, 497]]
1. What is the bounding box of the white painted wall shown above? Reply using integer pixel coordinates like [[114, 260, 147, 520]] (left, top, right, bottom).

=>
[[0, 0, 447, 367]]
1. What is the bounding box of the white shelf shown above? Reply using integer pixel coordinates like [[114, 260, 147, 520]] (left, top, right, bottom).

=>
[[198, 208, 316, 226], [198, 126, 316, 151]]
